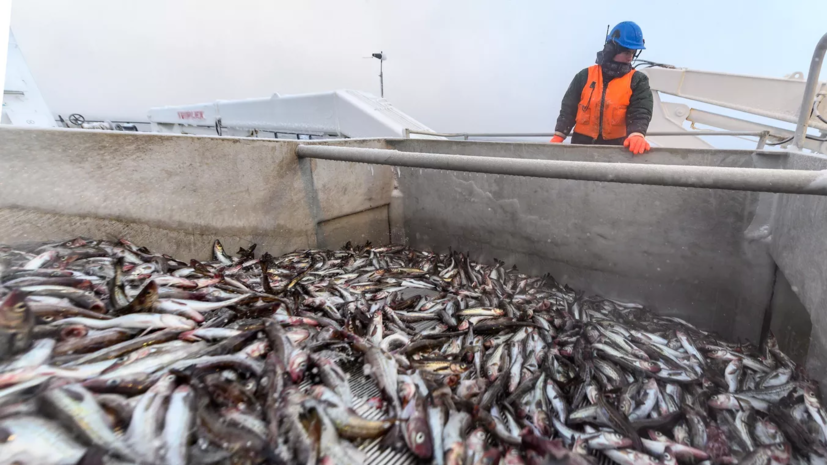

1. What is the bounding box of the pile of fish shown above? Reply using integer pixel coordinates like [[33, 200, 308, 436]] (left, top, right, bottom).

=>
[[0, 237, 825, 465]]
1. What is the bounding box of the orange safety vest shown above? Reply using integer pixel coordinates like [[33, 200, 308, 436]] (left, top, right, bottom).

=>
[[573, 65, 635, 140]]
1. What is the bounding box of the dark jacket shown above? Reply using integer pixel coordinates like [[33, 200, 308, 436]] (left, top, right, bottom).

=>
[[554, 68, 653, 145]]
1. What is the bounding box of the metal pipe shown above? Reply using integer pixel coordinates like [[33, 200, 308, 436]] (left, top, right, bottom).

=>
[[757, 131, 769, 150], [297, 145, 827, 196], [648, 131, 767, 137], [405, 129, 769, 138], [793, 32, 827, 150]]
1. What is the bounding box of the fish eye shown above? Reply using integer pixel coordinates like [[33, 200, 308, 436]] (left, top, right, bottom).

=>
[[476, 431, 485, 439], [165, 375, 175, 382], [415, 432, 425, 444], [775, 444, 785, 450], [42, 316, 53, 322], [106, 379, 119, 386], [12, 303, 26, 313], [115, 356, 127, 363]]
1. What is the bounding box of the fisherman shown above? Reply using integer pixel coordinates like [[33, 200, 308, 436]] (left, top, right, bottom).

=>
[[550, 21, 653, 155]]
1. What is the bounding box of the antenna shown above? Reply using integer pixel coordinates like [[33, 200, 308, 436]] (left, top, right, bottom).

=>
[[605, 24, 610, 43]]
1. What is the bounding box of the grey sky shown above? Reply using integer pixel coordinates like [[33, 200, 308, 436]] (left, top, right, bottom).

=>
[[10, 0, 827, 134]]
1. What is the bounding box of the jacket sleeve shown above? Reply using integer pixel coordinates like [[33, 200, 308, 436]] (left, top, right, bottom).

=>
[[626, 72, 654, 136], [554, 68, 589, 137]]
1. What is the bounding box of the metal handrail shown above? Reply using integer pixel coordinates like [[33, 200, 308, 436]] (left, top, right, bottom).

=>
[[405, 129, 769, 138], [793, 32, 827, 150], [404, 129, 773, 149], [297, 145, 827, 196]]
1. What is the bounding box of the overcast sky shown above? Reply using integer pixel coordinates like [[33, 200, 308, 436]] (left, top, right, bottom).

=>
[[9, 0, 827, 134]]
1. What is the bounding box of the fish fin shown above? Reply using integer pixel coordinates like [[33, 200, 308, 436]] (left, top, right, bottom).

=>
[[379, 422, 406, 451], [75, 446, 107, 465], [400, 397, 416, 420], [114, 280, 158, 316]]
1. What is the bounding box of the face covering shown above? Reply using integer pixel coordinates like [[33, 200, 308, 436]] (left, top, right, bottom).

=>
[[595, 41, 632, 79]]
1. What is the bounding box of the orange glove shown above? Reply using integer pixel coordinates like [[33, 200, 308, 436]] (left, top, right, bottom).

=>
[[624, 133, 650, 155], [550, 135, 565, 143]]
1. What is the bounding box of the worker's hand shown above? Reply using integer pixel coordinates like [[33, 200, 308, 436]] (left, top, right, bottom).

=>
[[550, 135, 565, 144], [624, 133, 650, 155]]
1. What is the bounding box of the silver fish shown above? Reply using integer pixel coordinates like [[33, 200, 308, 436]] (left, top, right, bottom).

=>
[[41, 382, 137, 460]]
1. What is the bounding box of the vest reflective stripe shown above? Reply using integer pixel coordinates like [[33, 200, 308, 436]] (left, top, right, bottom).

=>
[[573, 65, 635, 140]]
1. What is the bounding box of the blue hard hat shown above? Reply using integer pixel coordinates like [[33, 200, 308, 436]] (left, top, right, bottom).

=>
[[607, 21, 645, 50]]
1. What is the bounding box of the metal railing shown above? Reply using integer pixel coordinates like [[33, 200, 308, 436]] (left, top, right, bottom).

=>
[[793, 31, 827, 150], [404, 129, 773, 149], [297, 144, 827, 196]]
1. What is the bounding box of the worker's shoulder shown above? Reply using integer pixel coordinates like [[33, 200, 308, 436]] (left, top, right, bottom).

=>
[[631, 70, 650, 85], [573, 67, 591, 81]]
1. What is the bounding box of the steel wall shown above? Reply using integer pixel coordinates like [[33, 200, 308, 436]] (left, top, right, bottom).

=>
[[0, 127, 394, 260], [770, 152, 827, 388], [390, 139, 776, 343]]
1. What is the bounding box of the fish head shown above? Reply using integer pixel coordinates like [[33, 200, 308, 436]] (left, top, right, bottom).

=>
[[450, 362, 469, 374], [0, 290, 31, 330], [768, 442, 790, 462], [444, 443, 466, 465], [603, 432, 632, 448], [0, 289, 35, 359], [618, 396, 633, 415], [701, 377, 716, 389], [288, 350, 309, 383], [286, 328, 311, 345], [707, 350, 731, 360], [572, 436, 589, 455], [708, 394, 734, 409], [241, 377, 258, 394], [532, 410, 551, 436], [586, 384, 600, 404], [726, 359, 743, 372], [405, 417, 433, 459], [102, 349, 150, 374], [661, 448, 678, 465], [83, 374, 152, 395], [60, 324, 89, 340], [465, 427, 487, 453], [398, 380, 417, 405], [502, 448, 524, 465], [804, 386, 820, 406], [639, 360, 661, 373], [149, 373, 179, 395], [444, 374, 460, 388], [758, 418, 781, 437], [315, 326, 341, 342], [486, 363, 500, 382]]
